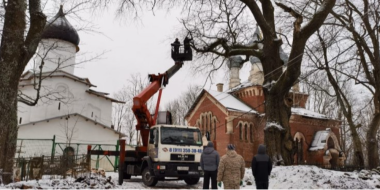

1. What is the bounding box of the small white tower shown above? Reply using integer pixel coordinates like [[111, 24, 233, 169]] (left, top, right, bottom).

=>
[[248, 26, 264, 85], [35, 5, 80, 75], [227, 56, 244, 89]]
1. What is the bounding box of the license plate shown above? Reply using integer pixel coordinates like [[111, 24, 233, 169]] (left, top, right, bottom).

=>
[[189, 171, 198, 175], [177, 166, 189, 171]]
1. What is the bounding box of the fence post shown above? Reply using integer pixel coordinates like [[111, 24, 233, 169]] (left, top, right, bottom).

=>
[[76, 144, 79, 162], [118, 139, 126, 185], [114, 140, 120, 172], [51, 135, 56, 163], [96, 145, 101, 169], [87, 145, 92, 172]]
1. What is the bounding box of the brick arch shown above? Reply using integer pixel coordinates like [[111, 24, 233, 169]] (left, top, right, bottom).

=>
[[196, 112, 219, 140], [236, 121, 252, 142], [294, 132, 306, 142], [293, 132, 306, 164], [325, 132, 341, 151]]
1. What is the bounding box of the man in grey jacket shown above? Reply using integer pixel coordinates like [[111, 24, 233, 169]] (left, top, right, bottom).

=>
[[201, 141, 220, 189]]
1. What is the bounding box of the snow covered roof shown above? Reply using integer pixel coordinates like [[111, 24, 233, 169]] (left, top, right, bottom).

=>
[[86, 89, 125, 103], [19, 70, 96, 87], [309, 130, 330, 151], [185, 89, 257, 119], [291, 107, 329, 120], [228, 80, 257, 92], [207, 90, 256, 113]]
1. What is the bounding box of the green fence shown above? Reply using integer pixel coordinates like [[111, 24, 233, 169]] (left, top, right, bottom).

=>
[[16, 136, 121, 172], [54, 142, 119, 171]]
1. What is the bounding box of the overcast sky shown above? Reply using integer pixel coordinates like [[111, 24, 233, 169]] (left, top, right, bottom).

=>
[[26, 2, 252, 108]]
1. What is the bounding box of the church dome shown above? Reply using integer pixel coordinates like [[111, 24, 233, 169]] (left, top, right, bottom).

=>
[[227, 56, 244, 69], [41, 5, 80, 47]]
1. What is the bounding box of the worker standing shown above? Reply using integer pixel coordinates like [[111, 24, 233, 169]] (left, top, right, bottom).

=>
[[201, 141, 220, 189], [217, 144, 245, 189]]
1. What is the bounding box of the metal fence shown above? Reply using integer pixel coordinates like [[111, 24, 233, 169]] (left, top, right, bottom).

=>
[[13, 154, 90, 182], [16, 136, 121, 172]]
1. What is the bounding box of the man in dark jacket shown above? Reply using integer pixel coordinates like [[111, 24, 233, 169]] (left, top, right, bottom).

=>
[[251, 144, 272, 189], [200, 141, 220, 189]]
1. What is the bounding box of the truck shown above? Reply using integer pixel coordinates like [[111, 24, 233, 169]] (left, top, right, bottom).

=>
[[90, 39, 203, 186]]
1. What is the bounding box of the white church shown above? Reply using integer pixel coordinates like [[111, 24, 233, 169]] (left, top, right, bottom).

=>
[[17, 6, 125, 171]]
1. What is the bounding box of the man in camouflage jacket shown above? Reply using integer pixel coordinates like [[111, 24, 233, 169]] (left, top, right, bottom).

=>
[[217, 144, 245, 189]]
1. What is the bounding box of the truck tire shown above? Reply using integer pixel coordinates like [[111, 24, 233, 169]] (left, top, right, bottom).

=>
[[142, 167, 158, 187], [184, 177, 200, 185]]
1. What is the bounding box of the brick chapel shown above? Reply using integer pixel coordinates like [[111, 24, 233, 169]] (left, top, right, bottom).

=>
[[185, 27, 346, 168]]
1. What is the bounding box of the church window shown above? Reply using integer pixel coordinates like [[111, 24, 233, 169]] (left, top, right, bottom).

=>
[[91, 112, 94, 117], [250, 124, 253, 143], [225, 119, 227, 133], [58, 102, 61, 110], [244, 124, 248, 141], [19, 117, 22, 124], [239, 123, 243, 140], [214, 119, 217, 140]]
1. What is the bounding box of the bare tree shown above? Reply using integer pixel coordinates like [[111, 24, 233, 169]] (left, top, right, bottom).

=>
[[0, 0, 46, 184], [165, 85, 201, 125], [112, 73, 153, 145], [301, 0, 380, 168]]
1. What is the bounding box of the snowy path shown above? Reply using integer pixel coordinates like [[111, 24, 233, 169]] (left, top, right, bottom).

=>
[[2, 165, 379, 189]]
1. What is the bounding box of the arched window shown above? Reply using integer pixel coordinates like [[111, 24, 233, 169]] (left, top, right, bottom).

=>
[[214, 119, 217, 140], [250, 124, 253, 143], [244, 124, 248, 141], [239, 123, 243, 140]]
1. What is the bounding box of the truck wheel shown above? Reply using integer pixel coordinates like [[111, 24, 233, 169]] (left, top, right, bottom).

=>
[[123, 165, 131, 180], [142, 167, 158, 186], [184, 177, 200, 185]]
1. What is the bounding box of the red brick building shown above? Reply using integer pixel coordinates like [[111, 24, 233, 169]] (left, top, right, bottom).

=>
[[185, 83, 345, 167], [185, 30, 345, 167]]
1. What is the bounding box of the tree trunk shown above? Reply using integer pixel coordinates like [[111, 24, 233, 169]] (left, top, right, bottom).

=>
[[264, 90, 294, 165], [0, 86, 19, 184], [366, 112, 380, 169], [0, 0, 27, 184], [347, 121, 365, 167]]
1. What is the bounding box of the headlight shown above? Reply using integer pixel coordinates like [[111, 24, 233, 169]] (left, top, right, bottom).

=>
[[198, 166, 202, 170]]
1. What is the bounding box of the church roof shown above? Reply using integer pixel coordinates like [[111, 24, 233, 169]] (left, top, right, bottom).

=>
[[19, 70, 95, 87], [41, 5, 80, 46], [291, 107, 329, 120], [227, 56, 244, 69], [185, 89, 257, 119], [208, 90, 257, 113], [86, 89, 126, 103]]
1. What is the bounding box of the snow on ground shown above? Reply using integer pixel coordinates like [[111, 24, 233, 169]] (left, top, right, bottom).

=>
[[1, 165, 380, 189]]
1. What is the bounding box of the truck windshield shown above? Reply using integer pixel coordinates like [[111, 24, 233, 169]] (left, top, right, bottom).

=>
[[161, 127, 202, 146]]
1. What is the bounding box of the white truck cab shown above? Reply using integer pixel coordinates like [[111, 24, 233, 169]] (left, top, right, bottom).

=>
[[143, 125, 203, 186]]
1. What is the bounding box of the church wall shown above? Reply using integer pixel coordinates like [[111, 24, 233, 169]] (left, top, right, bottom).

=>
[[18, 115, 120, 171], [17, 77, 113, 127], [186, 95, 229, 155], [228, 113, 265, 167], [18, 115, 119, 143], [35, 39, 76, 74], [232, 86, 265, 113], [290, 115, 340, 164]]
